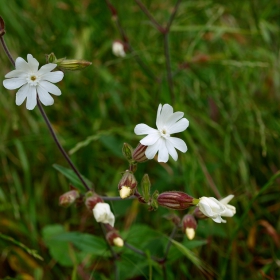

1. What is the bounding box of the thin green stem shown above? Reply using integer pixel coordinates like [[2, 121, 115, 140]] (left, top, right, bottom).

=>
[[0, 36, 15, 67], [36, 99, 91, 192]]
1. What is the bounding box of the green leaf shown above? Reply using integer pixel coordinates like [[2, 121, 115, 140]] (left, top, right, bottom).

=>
[[171, 239, 215, 277], [53, 164, 93, 192]]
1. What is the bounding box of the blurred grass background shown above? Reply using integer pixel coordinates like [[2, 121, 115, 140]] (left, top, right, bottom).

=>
[[0, 0, 280, 279]]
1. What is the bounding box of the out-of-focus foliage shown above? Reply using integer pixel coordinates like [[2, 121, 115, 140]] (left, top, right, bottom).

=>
[[0, 0, 280, 279]]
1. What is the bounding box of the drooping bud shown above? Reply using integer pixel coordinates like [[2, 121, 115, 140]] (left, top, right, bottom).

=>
[[84, 192, 103, 211], [118, 170, 137, 199], [157, 191, 195, 210], [132, 143, 149, 163], [122, 143, 134, 162], [140, 174, 151, 203], [182, 214, 197, 240], [106, 230, 124, 247], [57, 59, 92, 71], [59, 190, 80, 207], [112, 40, 126, 57]]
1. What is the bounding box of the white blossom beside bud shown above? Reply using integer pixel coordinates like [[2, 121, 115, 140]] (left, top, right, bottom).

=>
[[92, 202, 115, 227], [112, 41, 126, 57], [219, 194, 236, 217], [113, 237, 124, 247]]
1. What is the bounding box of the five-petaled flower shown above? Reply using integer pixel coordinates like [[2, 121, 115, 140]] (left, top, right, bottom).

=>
[[196, 195, 236, 223], [134, 104, 189, 162], [3, 54, 64, 110]]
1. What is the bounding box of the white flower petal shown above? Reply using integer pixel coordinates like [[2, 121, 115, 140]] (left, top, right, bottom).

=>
[[212, 216, 226, 223], [168, 118, 189, 134], [93, 203, 115, 227], [145, 139, 161, 159], [156, 104, 163, 128], [15, 57, 29, 71], [157, 104, 173, 129], [165, 139, 178, 161], [41, 71, 64, 83], [157, 139, 169, 162], [5, 70, 27, 78], [140, 133, 160, 145], [26, 86, 37, 110], [165, 111, 184, 128], [40, 81, 61, 96], [15, 84, 29, 105], [134, 124, 158, 135], [168, 137, 187, 152], [219, 195, 234, 205], [3, 78, 27, 90], [37, 85, 54, 106], [38, 63, 57, 75], [27, 54, 39, 72]]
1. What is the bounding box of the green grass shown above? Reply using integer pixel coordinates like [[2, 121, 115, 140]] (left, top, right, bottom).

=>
[[0, 0, 280, 279]]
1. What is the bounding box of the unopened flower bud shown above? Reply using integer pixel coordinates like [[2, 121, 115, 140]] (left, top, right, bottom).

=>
[[112, 40, 126, 57], [0, 17, 6, 36], [59, 190, 80, 207], [132, 143, 149, 163], [85, 192, 103, 211], [122, 143, 134, 162], [140, 174, 151, 202], [57, 59, 92, 71], [118, 170, 137, 199], [157, 191, 195, 210], [46, 52, 57, 63], [182, 214, 197, 240], [106, 230, 124, 247]]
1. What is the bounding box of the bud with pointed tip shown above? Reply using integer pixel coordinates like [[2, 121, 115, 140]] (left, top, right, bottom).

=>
[[140, 174, 151, 203], [118, 170, 137, 199], [157, 191, 195, 210], [122, 143, 134, 162], [182, 214, 197, 240], [59, 190, 80, 207], [132, 143, 149, 163], [46, 52, 57, 63], [106, 230, 124, 247]]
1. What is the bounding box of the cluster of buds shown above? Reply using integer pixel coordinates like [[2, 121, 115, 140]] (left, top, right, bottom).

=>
[[46, 53, 92, 71], [118, 170, 137, 199]]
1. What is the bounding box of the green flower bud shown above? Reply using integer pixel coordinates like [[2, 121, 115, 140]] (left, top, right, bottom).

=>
[[140, 174, 151, 203]]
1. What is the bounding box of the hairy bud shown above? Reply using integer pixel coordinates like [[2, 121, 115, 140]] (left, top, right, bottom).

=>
[[132, 143, 148, 163], [157, 191, 194, 210], [118, 170, 137, 199], [59, 190, 80, 207], [182, 214, 197, 240], [122, 143, 134, 162]]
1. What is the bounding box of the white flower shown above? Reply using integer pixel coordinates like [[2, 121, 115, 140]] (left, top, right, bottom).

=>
[[92, 202, 115, 227], [134, 104, 189, 163], [3, 54, 64, 110], [197, 196, 236, 223], [112, 41, 126, 57], [219, 194, 236, 217]]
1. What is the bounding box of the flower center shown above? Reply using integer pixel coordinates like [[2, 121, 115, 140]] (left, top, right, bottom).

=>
[[159, 127, 170, 138], [26, 73, 40, 86]]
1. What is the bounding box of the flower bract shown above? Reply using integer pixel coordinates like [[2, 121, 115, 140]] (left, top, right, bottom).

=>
[[134, 104, 189, 163], [3, 54, 64, 110]]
